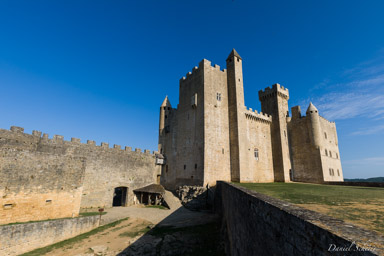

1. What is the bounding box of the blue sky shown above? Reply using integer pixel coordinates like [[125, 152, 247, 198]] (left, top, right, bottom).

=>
[[0, 1, 383, 178]]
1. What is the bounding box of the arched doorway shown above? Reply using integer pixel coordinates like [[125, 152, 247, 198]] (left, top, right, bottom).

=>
[[113, 187, 128, 207]]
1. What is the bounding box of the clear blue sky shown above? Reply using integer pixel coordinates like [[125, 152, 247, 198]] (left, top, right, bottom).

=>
[[0, 1, 383, 178]]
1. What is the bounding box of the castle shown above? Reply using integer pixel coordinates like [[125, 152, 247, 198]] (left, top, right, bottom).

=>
[[0, 49, 343, 226], [158, 49, 343, 189]]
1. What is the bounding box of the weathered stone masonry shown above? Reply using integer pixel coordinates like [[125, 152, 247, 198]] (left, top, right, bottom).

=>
[[159, 49, 344, 189], [0, 126, 160, 224], [215, 182, 384, 256], [0, 215, 100, 256]]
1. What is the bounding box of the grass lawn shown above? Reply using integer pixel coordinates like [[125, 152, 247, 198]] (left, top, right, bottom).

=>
[[236, 182, 384, 234], [145, 205, 168, 210], [79, 211, 107, 217]]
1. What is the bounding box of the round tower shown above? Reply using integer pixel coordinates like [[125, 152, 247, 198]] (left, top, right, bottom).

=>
[[306, 102, 322, 148], [158, 96, 172, 153]]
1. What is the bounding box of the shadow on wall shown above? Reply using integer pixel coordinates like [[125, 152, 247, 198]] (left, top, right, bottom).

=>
[[116, 193, 224, 256]]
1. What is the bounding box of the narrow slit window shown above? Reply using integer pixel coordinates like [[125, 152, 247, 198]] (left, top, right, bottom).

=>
[[324, 132, 327, 139], [216, 93, 222, 101], [254, 148, 259, 160], [325, 149, 328, 156], [337, 169, 340, 176], [184, 165, 186, 170]]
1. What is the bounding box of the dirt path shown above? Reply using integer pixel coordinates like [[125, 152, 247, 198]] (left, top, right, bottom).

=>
[[42, 205, 220, 256], [45, 217, 152, 256]]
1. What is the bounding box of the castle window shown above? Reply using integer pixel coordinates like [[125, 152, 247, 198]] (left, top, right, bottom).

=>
[[45, 200, 52, 204], [191, 93, 197, 108], [324, 132, 327, 139], [336, 153, 339, 159], [195, 164, 197, 169], [325, 149, 328, 156], [337, 169, 340, 176], [163, 107, 166, 110], [217, 93, 221, 101], [329, 151, 332, 158], [222, 148, 224, 154], [165, 115, 167, 119], [254, 148, 259, 160], [165, 165, 168, 173], [184, 165, 186, 170]]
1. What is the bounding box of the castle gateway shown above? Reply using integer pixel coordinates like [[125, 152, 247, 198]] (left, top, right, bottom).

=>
[[158, 49, 343, 189]]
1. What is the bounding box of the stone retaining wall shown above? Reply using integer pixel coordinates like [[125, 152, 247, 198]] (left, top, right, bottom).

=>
[[0, 215, 100, 256], [214, 181, 384, 256]]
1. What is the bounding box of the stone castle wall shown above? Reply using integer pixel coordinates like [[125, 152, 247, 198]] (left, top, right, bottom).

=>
[[319, 116, 343, 181], [215, 182, 383, 256], [242, 108, 274, 182], [174, 61, 206, 187], [0, 126, 160, 224], [203, 61, 231, 186], [259, 84, 292, 182], [0, 215, 100, 256], [0, 127, 85, 224], [288, 107, 343, 183], [287, 115, 324, 182]]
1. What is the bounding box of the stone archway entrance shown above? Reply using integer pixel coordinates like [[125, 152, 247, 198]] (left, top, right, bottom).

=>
[[113, 187, 128, 207]]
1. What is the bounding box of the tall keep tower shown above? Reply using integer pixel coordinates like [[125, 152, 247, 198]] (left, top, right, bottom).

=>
[[259, 84, 292, 182], [227, 49, 246, 182]]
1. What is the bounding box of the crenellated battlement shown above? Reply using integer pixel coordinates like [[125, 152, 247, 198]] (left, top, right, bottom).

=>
[[258, 83, 289, 100], [1, 126, 157, 155], [244, 107, 272, 123], [179, 59, 227, 83], [319, 115, 335, 124]]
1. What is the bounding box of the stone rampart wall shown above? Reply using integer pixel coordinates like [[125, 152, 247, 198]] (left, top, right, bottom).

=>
[[0, 126, 160, 224], [0, 215, 99, 256], [215, 181, 383, 256]]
